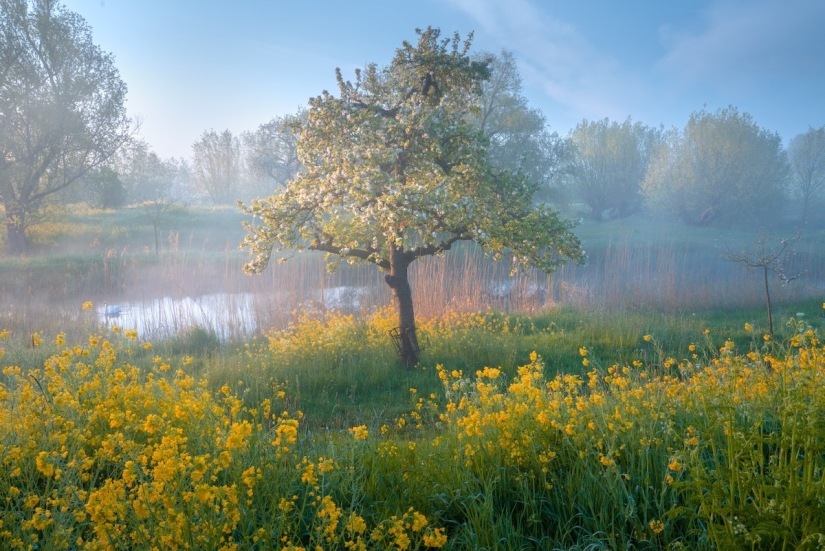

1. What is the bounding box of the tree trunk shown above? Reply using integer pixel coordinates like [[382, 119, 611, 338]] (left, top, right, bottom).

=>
[[384, 246, 420, 368], [763, 265, 773, 336], [5, 206, 28, 254]]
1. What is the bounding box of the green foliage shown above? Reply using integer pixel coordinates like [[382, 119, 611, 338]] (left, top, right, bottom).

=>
[[242, 110, 306, 198], [111, 140, 191, 204], [642, 106, 788, 226], [474, 50, 570, 204], [788, 125, 825, 224], [166, 325, 221, 357], [68, 166, 127, 209]]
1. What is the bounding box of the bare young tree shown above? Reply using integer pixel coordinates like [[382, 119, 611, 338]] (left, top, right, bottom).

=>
[[723, 231, 802, 335], [142, 198, 175, 256]]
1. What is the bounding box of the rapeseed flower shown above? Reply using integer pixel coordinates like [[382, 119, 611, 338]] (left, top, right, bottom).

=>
[[349, 424, 369, 440], [649, 520, 665, 534]]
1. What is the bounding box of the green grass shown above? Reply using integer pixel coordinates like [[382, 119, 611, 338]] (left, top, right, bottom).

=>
[[3, 305, 825, 549], [152, 297, 825, 430]]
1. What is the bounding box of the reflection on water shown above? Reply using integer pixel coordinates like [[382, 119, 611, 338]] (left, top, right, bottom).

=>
[[97, 293, 258, 341], [95, 287, 374, 341]]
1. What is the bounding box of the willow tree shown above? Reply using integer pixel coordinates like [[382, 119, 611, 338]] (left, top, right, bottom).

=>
[[642, 107, 788, 226], [241, 28, 583, 367], [568, 117, 661, 221]]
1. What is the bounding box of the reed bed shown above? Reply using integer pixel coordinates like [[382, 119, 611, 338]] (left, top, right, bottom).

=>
[[2, 205, 823, 343], [2, 229, 823, 345]]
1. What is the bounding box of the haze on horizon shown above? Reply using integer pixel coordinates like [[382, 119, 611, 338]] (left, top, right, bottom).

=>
[[61, 0, 825, 160]]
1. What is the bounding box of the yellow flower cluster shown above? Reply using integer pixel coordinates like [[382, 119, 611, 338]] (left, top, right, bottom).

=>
[[0, 330, 449, 550]]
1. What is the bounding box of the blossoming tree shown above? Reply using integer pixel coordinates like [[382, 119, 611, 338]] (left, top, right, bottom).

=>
[[241, 28, 583, 367]]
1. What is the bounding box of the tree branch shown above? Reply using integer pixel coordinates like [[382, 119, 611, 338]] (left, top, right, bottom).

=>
[[350, 99, 399, 119], [309, 238, 390, 270], [406, 232, 470, 261]]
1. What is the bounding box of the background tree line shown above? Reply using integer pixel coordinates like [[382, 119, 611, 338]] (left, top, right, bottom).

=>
[[63, 53, 825, 231], [3, 0, 824, 256]]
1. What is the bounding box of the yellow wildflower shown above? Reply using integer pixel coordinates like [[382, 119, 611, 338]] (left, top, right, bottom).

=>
[[422, 528, 448, 548], [349, 425, 369, 440], [347, 513, 367, 534], [411, 511, 427, 532], [649, 519, 665, 534]]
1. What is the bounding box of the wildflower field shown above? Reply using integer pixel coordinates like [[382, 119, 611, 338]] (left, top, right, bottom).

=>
[[2, 303, 825, 550]]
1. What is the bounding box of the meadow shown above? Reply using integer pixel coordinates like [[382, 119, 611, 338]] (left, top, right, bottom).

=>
[[1, 205, 825, 549]]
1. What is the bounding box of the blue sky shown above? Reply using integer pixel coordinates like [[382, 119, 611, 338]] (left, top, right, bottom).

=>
[[63, 0, 825, 160]]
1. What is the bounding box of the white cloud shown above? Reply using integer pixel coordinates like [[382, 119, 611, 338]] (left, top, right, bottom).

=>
[[657, 0, 825, 85], [446, 0, 649, 124]]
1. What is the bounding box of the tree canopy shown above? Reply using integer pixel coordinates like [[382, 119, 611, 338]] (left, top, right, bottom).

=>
[[242, 110, 305, 198], [192, 129, 243, 205], [568, 118, 660, 221], [0, 0, 131, 252], [474, 50, 570, 203], [788, 125, 825, 224], [642, 107, 788, 226], [241, 27, 583, 366]]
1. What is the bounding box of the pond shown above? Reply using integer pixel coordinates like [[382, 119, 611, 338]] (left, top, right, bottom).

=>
[[95, 286, 374, 341]]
